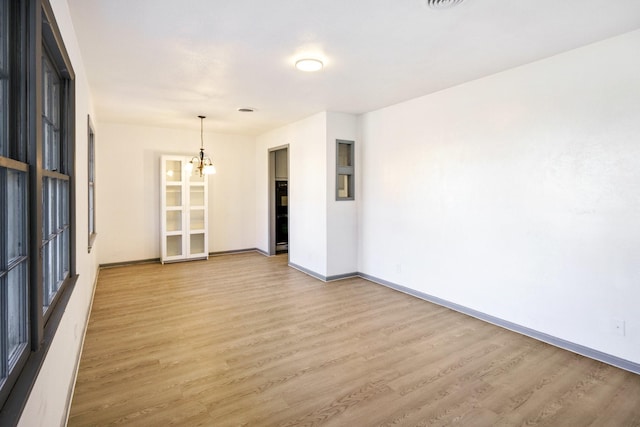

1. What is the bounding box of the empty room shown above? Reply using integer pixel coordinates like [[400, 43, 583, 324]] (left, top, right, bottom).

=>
[[1, 0, 640, 425]]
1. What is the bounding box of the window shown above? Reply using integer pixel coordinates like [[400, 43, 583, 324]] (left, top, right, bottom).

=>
[[336, 139, 354, 200], [0, 0, 7, 157], [1, 0, 30, 409], [88, 116, 96, 252], [41, 45, 71, 314], [0, 0, 76, 417]]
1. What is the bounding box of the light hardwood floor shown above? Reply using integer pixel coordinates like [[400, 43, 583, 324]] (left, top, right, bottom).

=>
[[68, 252, 640, 426]]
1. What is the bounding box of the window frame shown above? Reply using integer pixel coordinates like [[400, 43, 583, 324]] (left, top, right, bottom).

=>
[[336, 139, 355, 201], [87, 115, 96, 252], [0, 0, 77, 421]]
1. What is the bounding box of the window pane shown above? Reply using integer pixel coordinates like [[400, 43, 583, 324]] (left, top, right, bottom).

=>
[[88, 121, 96, 245], [8, 262, 28, 365], [7, 170, 27, 262], [89, 184, 94, 230], [42, 177, 54, 238], [62, 228, 69, 278], [0, 78, 6, 157], [338, 142, 352, 167], [0, 0, 7, 158], [62, 179, 69, 226], [338, 174, 351, 199], [42, 241, 51, 310], [42, 52, 61, 172]]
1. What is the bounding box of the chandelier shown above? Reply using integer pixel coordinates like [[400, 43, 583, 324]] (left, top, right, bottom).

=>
[[185, 115, 216, 177], [426, 0, 465, 9]]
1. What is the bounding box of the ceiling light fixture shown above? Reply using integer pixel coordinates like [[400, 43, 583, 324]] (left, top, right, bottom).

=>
[[238, 108, 255, 113], [295, 58, 323, 72], [185, 115, 216, 177], [426, 0, 466, 9]]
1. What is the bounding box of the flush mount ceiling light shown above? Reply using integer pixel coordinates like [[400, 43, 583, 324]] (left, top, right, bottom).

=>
[[184, 115, 216, 177], [295, 58, 323, 72], [237, 107, 255, 113], [426, 0, 466, 9]]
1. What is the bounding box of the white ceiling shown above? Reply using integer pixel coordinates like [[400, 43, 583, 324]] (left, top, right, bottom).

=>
[[67, 0, 640, 135]]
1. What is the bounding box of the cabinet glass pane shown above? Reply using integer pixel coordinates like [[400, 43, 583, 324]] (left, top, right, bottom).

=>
[[165, 160, 182, 182], [166, 235, 183, 257], [190, 186, 205, 206], [190, 233, 205, 255], [8, 262, 28, 363], [338, 142, 352, 167], [190, 209, 204, 230], [165, 186, 182, 207], [166, 210, 182, 232], [337, 174, 351, 198], [189, 172, 204, 183]]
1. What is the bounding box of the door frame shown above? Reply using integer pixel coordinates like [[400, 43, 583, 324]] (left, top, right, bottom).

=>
[[268, 145, 289, 256]]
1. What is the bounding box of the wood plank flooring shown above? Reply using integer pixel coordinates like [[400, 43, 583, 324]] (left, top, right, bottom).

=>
[[68, 252, 640, 426]]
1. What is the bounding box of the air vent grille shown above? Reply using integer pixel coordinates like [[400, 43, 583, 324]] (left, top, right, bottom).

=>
[[426, 0, 466, 9]]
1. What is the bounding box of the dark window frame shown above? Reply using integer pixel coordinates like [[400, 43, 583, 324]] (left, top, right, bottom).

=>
[[0, 0, 77, 422], [87, 115, 96, 252], [336, 139, 355, 201]]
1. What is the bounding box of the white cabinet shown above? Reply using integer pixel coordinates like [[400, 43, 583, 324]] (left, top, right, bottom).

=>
[[161, 155, 208, 263]]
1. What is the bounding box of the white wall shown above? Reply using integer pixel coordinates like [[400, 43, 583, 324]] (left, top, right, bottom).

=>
[[326, 112, 359, 277], [18, 0, 99, 425], [97, 123, 256, 264], [359, 29, 640, 364], [256, 113, 328, 276]]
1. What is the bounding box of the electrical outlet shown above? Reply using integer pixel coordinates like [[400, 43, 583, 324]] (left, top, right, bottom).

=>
[[612, 319, 625, 336]]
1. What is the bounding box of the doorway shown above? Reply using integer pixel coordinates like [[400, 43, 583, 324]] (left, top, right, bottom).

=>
[[269, 146, 289, 256]]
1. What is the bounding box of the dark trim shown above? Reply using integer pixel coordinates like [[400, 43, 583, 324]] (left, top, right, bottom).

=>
[[40, 0, 73, 80], [326, 272, 358, 282], [288, 262, 358, 283], [99, 258, 161, 269], [99, 249, 273, 269], [27, 0, 44, 352], [208, 248, 259, 257], [255, 248, 269, 257], [0, 274, 78, 427], [358, 272, 640, 376], [288, 262, 327, 281]]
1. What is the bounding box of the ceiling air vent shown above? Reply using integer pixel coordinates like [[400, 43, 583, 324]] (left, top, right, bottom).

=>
[[426, 0, 465, 9]]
